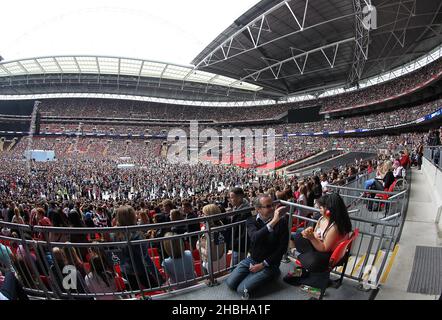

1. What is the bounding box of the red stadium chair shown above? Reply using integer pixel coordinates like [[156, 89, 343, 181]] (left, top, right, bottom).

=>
[[290, 228, 359, 300], [226, 252, 232, 267], [0, 240, 10, 247], [39, 275, 50, 289], [291, 219, 306, 233], [148, 247, 159, 258], [152, 256, 161, 270], [192, 249, 200, 261], [83, 262, 91, 273], [375, 179, 399, 201], [115, 275, 126, 291], [373, 178, 406, 215], [194, 261, 202, 277]]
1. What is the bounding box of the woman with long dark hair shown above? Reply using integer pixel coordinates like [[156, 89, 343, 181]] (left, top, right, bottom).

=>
[[49, 209, 69, 243], [113, 205, 164, 290], [84, 254, 119, 300], [286, 193, 352, 281]]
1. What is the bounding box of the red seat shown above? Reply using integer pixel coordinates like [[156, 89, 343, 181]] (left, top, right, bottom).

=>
[[83, 262, 91, 273], [160, 268, 167, 279], [152, 256, 161, 270], [39, 275, 50, 288], [226, 252, 232, 267], [115, 275, 126, 291], [376, 179, 399, 201], [148, 247, 159, 257], [194, 261, 202, 277], [291, 220, 306, 233], [192, 249, 200, 261], [328, 229, 359, 270], [0, 240, 10, 247], [294, 228, 359, 299]]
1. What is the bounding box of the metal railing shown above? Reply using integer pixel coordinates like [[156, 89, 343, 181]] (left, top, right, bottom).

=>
[[1, 178, 410, 299], [424, 146, 442, 169], [279, 184, 408, 291], [0, 208, 253, 300]]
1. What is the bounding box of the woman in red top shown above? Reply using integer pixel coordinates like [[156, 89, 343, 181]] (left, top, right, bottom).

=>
[[367, 160, 373, 174], [399, 150, 411, 169], [36, 208, 52, 241]]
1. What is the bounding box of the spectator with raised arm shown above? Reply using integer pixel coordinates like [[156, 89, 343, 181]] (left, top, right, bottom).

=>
[[226, 194, 289, 299]]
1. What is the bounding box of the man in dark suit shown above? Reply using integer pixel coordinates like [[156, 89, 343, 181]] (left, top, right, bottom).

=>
[[226, 194, 289, 298]]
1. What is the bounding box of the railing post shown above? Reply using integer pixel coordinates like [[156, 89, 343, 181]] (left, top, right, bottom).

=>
[[124, 228, 144, 293], [282, 204, 295, 263], [204, 219, 218, 287]]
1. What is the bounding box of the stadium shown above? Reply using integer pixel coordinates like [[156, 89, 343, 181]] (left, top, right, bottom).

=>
[[0, 0, 441, 303]]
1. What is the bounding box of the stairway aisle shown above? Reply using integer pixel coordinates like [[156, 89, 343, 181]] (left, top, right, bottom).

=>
[[376, 167, 441, 300]]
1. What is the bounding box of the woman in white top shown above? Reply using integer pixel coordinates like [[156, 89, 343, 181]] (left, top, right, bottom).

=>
[[296, 185, 309, 217], [11, 208, 24, 225], [393, 160, 405, 178], [196, 204, 227, 274], [84, 255, 120, 300]]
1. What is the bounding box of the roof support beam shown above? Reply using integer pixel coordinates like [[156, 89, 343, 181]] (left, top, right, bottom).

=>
[[16, 61, 28, 73], [235, 38, 353, 83], [363, 0, 417, 78], [73, 57, 81, 73], [182, 68, 195, 90], [0, 64, 12, 76], [285, 0, 309, 31], [53, 57, 63, 73], [320, 44, 339, 68], [96, 57, 101, 84], [136, 60, 145, 90], [117, 58, 121, 89], [158, 64, 168, 88], [53, 57, 64, 84], [34, 59, 45, 73], [348, 0, 371, 84], [196, 0, 355, 69]]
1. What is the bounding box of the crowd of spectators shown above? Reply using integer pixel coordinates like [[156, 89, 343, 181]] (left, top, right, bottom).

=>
[[0, 127, 431, 299], [0, 131, 426, 207], [36, 58, 442, 122], [37, 97, 441, 138], [282, 99, 441, 133], [39, 98, 296, 122], [321, 58, 442, 113], [2, 58, 442, 301]]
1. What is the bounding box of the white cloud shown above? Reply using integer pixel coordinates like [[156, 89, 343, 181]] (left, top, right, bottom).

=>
[[1, 0, 259, 65]]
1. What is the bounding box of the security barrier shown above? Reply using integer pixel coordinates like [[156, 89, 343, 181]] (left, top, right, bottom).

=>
[[0, 209, 252, 300], [424, 146, 442, 169], [0, 173, 410, 299]]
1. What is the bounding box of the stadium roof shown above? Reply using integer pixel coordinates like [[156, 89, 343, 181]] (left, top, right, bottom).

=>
[[192, 0, 442, 97], [0, 56, 261, 92], [1, 0, 441, 105]]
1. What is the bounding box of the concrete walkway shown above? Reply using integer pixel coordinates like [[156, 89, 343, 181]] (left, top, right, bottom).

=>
[[376, 167, 441, 300]]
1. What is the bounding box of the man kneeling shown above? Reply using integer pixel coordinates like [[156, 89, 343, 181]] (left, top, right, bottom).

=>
[[226, 194, 289, 299]]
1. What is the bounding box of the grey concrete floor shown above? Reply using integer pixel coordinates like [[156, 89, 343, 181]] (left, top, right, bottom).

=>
[[375, 167, 441, 300]]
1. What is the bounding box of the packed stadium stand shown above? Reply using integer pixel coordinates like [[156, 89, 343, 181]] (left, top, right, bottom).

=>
[[0, 0, 442, 302]]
